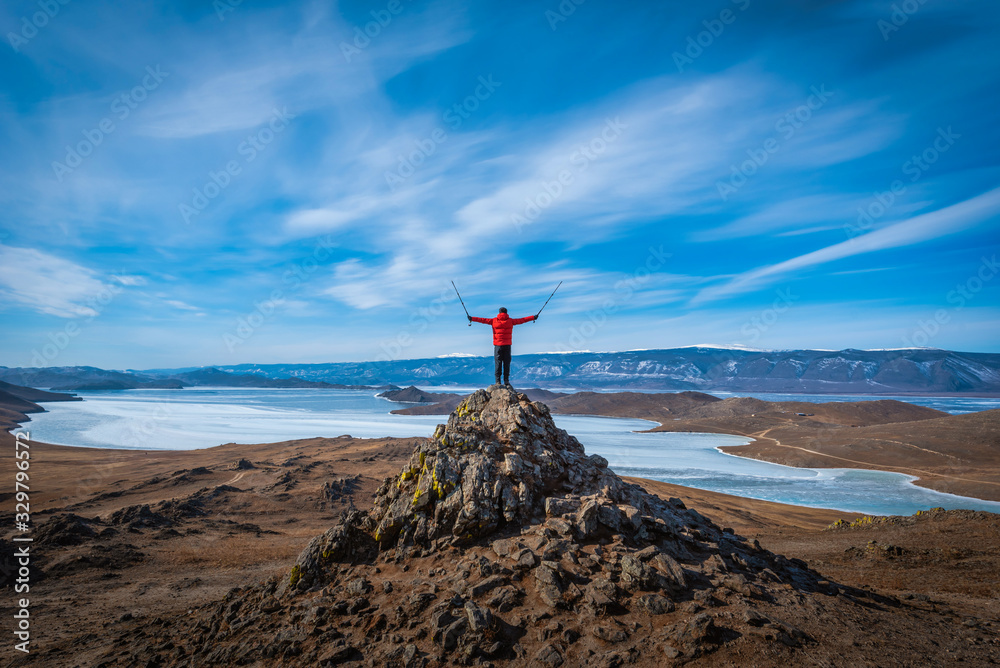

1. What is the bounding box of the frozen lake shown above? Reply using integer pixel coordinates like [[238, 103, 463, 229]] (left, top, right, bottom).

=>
[[22, 387, 1000, 516]]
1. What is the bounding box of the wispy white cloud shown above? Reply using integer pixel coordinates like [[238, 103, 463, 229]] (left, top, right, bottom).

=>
[[296, 66, 905, 315], [138, 65, 291, 139], [285, 202, 378, 234], [321, 253, 498, 310], [692, 194, 853, 241], [692, 187, 1000, 304], [774, 100, 901, 167], [163, 299, 201, 311], [272, 64, 915, 318], [453, 75, 755, 236], [0, 244, 112, 317], [113, 275, 147, 286], [829, 266, 895, 276]]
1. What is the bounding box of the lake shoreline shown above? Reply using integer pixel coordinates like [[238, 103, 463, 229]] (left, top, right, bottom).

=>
[[10, 385, 1000, 511]]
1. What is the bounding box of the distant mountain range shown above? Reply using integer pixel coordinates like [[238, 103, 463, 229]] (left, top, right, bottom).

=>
[[3, 347, 996, 395], [0, 366, 183, 391], [0, 365, 392, 392]]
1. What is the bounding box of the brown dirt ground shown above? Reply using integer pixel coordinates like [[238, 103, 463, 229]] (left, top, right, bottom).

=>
[[3, 428, 999, 665]]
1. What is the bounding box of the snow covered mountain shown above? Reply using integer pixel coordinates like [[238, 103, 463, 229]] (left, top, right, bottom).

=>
[[5, 348, 997, 394], [164, 347, 1000, 394]]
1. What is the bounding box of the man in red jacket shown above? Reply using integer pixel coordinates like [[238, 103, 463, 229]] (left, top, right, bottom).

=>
[[469, 307, 537, 386]]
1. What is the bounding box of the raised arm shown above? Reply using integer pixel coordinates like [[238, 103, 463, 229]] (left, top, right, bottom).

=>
[[510, 315, 538, 326], [469, 316, 493, 325]]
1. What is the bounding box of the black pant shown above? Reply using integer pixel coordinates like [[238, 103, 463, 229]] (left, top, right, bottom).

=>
[[494, 345, 511, 384]]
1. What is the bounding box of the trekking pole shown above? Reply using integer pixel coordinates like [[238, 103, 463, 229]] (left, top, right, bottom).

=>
[[451, 281, 472, 326], [534, 281, 562, 320]]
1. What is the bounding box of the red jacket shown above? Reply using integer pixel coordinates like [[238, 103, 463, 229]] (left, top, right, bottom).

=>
[[470, 312, 535, 345]]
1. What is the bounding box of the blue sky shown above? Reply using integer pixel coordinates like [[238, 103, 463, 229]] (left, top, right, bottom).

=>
[[1, 0, 998, 369]]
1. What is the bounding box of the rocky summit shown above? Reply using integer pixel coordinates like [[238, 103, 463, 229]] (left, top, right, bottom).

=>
[[132, 385, 924, 667], [292, 385, 824, 597]]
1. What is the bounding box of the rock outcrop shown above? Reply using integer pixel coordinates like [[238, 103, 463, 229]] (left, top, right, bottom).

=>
[[294, 386, 822, 589], [377, 385, 458, 403], [271, 386, 831, 662], [121, 386, 907, 666]]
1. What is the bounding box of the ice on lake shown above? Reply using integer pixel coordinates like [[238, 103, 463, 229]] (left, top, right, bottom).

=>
[[24, 388, 1000, 517]]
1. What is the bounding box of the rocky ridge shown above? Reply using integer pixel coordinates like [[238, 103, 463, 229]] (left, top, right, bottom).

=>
[[293, 386, 824, 593]]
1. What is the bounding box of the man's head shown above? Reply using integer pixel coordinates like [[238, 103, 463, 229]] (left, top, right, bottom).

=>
[[498, 307, 507, 314]]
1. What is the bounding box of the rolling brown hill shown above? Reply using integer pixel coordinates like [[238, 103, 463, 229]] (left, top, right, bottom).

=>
[[0, 381, 81, 432], [0, 389, 42, 416], [546, 390, 721, 420], [714, 409, 1000, 501]]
